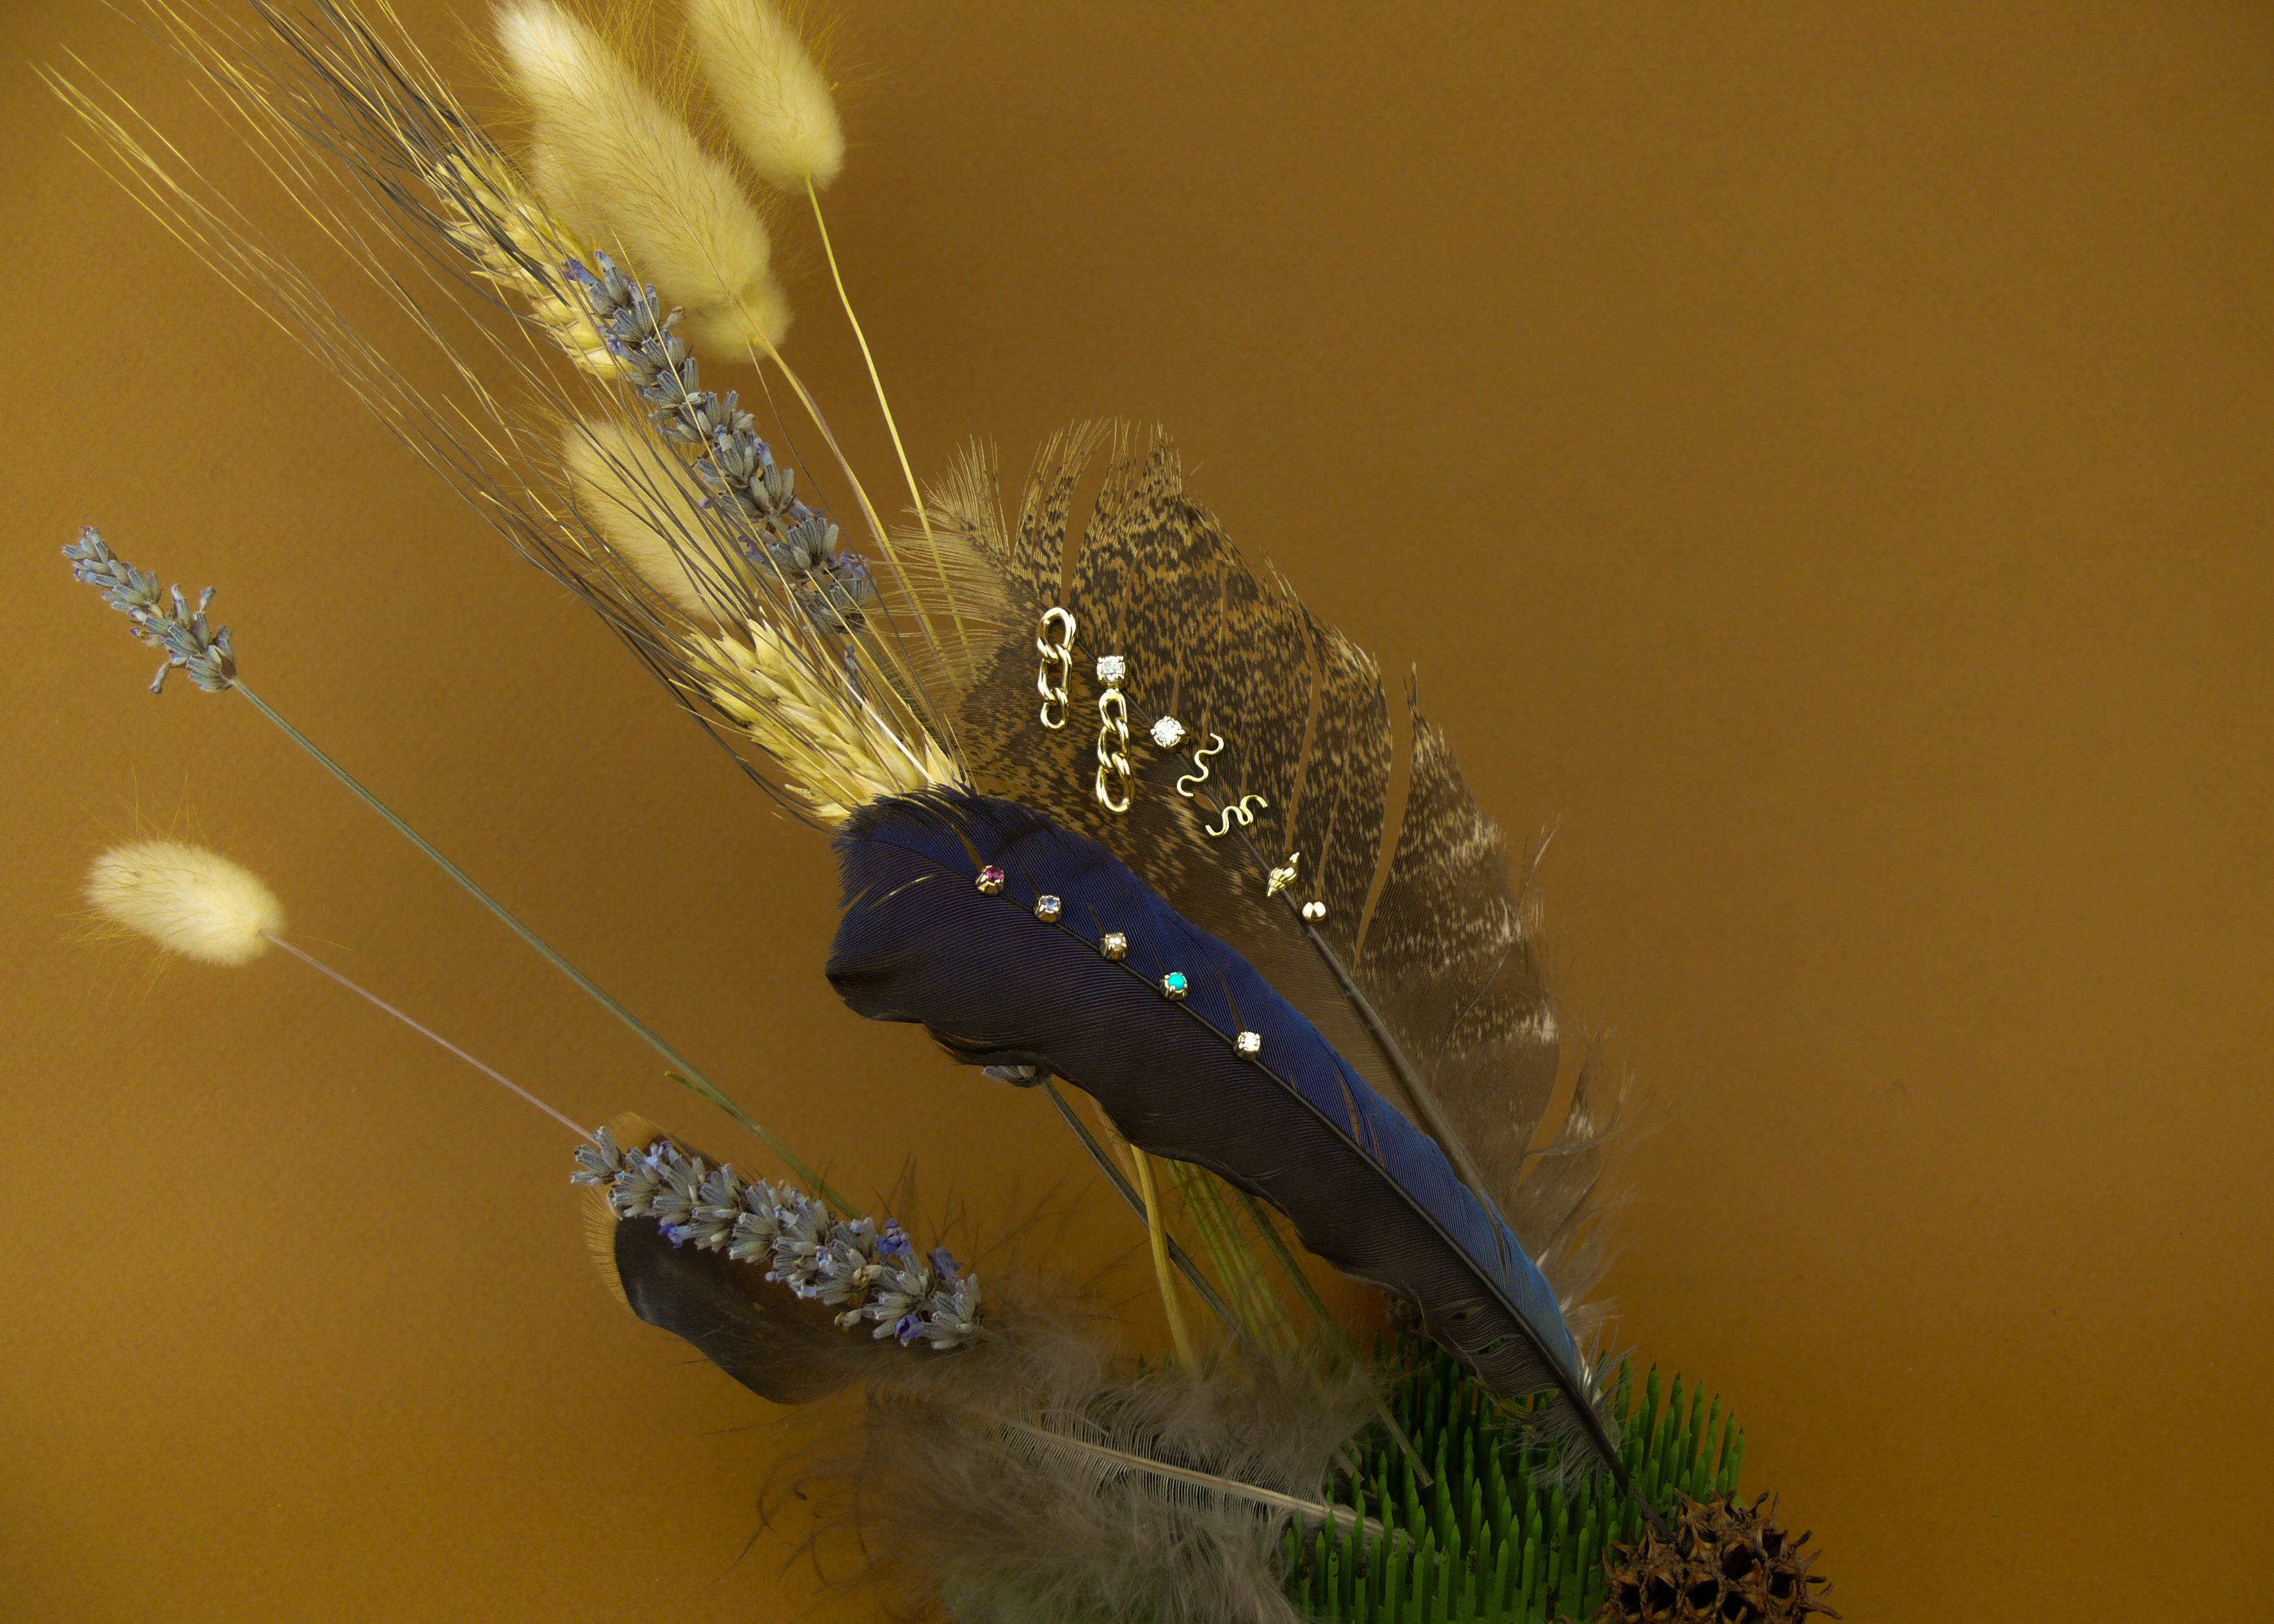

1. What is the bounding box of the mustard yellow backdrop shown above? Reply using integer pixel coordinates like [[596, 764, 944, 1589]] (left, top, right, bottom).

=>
[[4, 3, 2269, 1618]]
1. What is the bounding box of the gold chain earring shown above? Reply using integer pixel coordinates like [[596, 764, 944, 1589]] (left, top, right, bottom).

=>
[[1036, 607, 1075, 729], [1094, 653, 1133, 813]]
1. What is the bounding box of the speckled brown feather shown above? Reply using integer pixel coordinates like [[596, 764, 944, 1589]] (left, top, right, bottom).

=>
[[954, 428, 1409, 1111], [1285, 610, 1391, 969], [1357, 683, 1561, 1212]]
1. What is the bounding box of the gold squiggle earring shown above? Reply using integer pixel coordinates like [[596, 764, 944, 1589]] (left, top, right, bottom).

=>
[[1176, 733, 1224, 799], [1204, 793, 1269, 838]]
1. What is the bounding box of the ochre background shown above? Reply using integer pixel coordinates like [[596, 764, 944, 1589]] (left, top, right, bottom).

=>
[[5, 3, 2270, 1618]]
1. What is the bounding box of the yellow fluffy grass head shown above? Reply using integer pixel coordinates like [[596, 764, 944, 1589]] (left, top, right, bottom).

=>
[[497, 0, 791, 357], [85, 841, 284, 966], [563, 418, 758, 625], [686, 0, 845, 192]]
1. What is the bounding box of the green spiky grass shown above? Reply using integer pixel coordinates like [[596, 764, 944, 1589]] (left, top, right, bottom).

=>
[[1286, 1338, 1745, 1623]]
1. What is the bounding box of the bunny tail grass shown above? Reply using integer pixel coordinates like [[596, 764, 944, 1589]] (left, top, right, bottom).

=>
[[84, 840, 281, 966], [51, 10, 968, 828], [81, 833, 589, 1136], [497, 0, 789, 359], [686, 0, 844, 192]]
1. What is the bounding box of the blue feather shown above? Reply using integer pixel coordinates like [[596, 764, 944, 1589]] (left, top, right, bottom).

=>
[[827, 788, 1633, 1492]]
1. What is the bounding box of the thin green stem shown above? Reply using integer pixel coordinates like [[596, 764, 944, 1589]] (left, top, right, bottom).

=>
[[1172, 1162, 1292, 1349], [805, 177, 968, 669], [1132, 1145, 1197, 1371], [1047, 1087, 1430, 1483], [1039, 1080, 1247, 1341], [1239, 1189, 1336, 1330], [1201, 1172, 1291, 1342], [1238, 1189, 1431, 1486], [228, 678, 850, 1211], [1167, 1158, 1263, 1345]]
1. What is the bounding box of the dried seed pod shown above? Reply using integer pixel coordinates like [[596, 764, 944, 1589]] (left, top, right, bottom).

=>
[[1599, 1491, 1839, 1623]]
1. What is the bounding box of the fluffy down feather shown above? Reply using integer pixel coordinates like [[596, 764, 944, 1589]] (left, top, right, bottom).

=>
[[826, 1316, 1377, 1624]]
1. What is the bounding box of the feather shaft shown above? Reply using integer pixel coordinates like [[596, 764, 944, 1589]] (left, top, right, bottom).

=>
[[1229, 809, 1502, 1206], [991, 1417, 1399, 1547]]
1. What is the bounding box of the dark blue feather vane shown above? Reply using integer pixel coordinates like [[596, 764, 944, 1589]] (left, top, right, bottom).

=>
[[827, 788, 1631, 1490]]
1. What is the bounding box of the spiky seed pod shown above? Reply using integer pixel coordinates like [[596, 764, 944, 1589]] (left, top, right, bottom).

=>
[[1599, 1492, 1839, 1623]]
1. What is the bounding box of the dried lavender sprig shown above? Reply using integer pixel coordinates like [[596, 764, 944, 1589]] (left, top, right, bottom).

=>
[[65, 529, 236, 694], [574, 1129, 982, 1349], [65, 528, 851, 1213], [567, 256, 876, 634]]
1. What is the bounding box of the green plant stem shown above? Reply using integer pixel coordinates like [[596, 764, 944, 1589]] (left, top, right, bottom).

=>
[[228, 678, 850, 1212], [1173, 1161, 1292, 1350], [1039, 1081, 1248, 1341], [1238, 1190, 1342, 1335], [1206, 1173, 1292, 1342], [1238, 1189, 1431, 1487], [1045, 1090, 1430, 1486], [1132, 1146, 1198, 1371], [1167, 1158, 1265, 1345]]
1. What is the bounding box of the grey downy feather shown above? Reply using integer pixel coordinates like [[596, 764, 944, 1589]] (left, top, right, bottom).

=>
[[816, 1309, 1380, 1624]]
